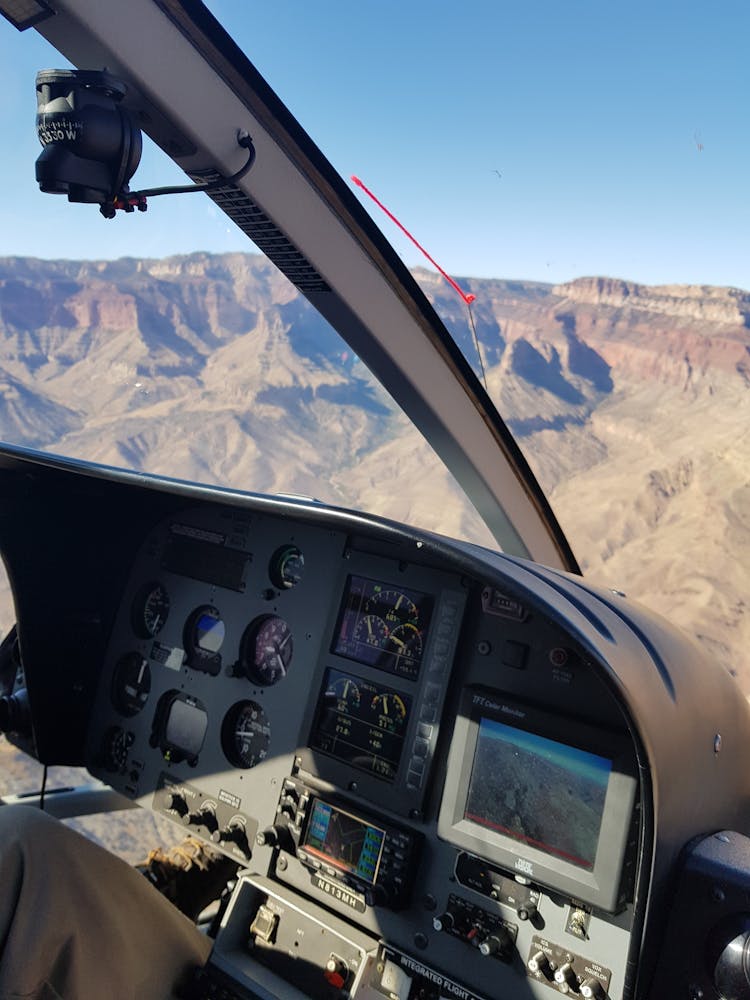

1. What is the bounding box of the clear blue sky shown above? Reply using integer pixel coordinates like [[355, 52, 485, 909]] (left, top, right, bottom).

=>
[[0, 0, 747, 290]]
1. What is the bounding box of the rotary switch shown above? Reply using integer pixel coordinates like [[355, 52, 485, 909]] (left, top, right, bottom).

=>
[[527, 950, 552, 977], [188, 805, 218, 834], [432, 911, 455, 933], [167, 791, 189, 819], [554, 963, 579, 990]]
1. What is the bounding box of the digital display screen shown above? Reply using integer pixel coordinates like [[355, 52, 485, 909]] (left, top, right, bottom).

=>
[[164, 698, 208, 757], [303, 799, 385, 885], [309, 668, 412, 782], [464, 717, 612, 870], [333, 576, 433, 680]]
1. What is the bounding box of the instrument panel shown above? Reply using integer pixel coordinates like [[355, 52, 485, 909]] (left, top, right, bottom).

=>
[[83, 499, 639, 1000]]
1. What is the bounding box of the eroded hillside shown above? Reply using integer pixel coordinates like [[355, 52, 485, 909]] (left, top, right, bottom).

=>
[[0, 254, 747, 687]]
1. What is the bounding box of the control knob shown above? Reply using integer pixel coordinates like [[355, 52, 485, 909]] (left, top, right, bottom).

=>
[[527, 950, 552, 977], [580, 978, 606, 999], [517, 899, 538, 921], [278, 794, 298, 820], [478, 927, 512, 957], [554, 963, 579, 990], [432, 911, 455, 933], [256, 825, 282, 848], [324, 957, 349, 990], [167, 792, 189, 818], [188, 806, 218, 834], [218, 821, 250, 853]]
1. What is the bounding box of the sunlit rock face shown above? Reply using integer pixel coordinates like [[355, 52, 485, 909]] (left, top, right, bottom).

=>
[[0, 253, 748, 686], [554, 276, 750, 326]]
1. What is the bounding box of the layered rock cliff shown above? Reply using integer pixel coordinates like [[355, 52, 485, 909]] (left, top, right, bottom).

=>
[[0, 253, 747, 687]]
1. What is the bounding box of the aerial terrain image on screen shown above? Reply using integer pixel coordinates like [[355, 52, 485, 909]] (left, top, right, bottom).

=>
[[464, 719, 611, 869]]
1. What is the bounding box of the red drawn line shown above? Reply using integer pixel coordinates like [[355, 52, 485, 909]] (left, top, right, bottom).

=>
[[464, 812, 593, 870], [351, 175, 476, 305]]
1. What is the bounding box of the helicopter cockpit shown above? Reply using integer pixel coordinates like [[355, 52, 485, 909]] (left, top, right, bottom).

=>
[[0, 3, 749, 1000]]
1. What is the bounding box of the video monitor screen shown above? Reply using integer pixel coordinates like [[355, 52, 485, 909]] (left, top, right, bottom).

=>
[[464, 717, 612, 870], [303, 799, 385, 885], [308, 668, 412, 782], [332, 576, 433, 681]]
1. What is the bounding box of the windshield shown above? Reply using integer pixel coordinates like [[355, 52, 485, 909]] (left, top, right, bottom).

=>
[[0, 2, 747, 689]]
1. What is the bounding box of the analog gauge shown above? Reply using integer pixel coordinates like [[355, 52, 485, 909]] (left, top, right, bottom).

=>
[[221, 700, 271, 769], [183, 605, 225, 675], [188, 606, 225, 653], [365, 590, 418, 626], [371, 691, 407, 730], [269, 545, 305, 590], [101, 725, 132, 774], [131, 581, 170, 638], [111, 651, 151, 717], [386, 622, 423, 661], [240, 615, 293, 686], [330, 675, 361, 710], [353, 613, 388, 650]]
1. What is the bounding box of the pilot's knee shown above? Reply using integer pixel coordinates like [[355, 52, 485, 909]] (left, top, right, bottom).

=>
[[0, 803, 60, 852]]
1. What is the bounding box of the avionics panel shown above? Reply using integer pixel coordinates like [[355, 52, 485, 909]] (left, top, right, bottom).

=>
[[302, 797, 386, 885], [298, 558, 466, 819], [438, 688, 637, 912]]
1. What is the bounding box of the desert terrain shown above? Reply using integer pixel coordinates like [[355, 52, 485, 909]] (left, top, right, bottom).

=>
[[0, 253, 747, 814]]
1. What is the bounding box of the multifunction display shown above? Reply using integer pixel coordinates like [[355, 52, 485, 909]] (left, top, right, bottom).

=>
[[308, 668, 412, 782], [439, 688, 637, 911], [303, 799, 385, 884], [332, 576, 433, 680], [465, 718, 612, 870]]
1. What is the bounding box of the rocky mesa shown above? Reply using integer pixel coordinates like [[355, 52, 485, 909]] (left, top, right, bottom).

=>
[[0, 253, 747, 691]]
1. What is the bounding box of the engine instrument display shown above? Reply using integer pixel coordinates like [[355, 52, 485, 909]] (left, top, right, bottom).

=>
[[332, 575, 433, 680], [308, 668, 412, 782], [302, 798, 385, 885]]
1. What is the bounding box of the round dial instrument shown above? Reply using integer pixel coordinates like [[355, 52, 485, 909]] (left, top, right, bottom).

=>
[[240, 615, 293, 686], [370, 691, 407, 730], [221, 700, 271, 769], [111, 651, 151, 716], [131, 581, 170, 638], [386, 622, 423, 660], [184, 605, 225, 654], [269, 545, 305, 590], [365, 589, 418, 627], [330, 675, 361, 709], [353, 613, 388, 649]]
